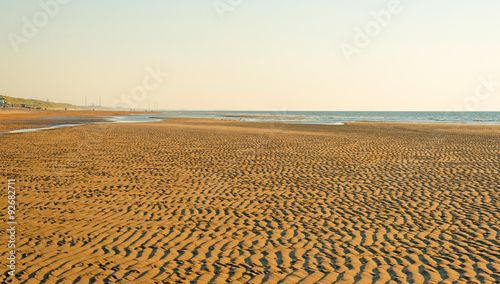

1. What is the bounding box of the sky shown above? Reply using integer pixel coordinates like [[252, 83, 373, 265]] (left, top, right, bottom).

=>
[[1, 0, 500, 111]]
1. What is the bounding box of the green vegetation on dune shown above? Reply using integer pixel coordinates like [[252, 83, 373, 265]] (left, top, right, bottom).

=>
[[0, 95, 108, 110]]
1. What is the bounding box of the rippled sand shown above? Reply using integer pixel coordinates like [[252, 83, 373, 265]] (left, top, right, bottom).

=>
[[1, 118, 499, 283]]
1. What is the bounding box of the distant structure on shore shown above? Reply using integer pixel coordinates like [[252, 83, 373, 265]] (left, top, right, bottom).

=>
[[0, 97, 6, 106]]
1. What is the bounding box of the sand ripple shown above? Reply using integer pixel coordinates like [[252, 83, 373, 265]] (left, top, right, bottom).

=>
[[1, 119, 499, 283]]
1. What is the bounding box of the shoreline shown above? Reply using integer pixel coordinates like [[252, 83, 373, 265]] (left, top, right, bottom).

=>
[[3, 113, 500, 135], [2, 108, 500, 134]]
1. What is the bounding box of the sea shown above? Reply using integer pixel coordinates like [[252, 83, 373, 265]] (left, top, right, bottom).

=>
[[157, 111, 500, 125]]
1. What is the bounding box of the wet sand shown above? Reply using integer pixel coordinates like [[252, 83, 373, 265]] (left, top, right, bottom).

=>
[[1, 118, 499, 283], [0, 109, 153, 133]]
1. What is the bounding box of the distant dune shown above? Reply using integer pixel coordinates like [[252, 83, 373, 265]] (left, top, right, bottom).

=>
[[0, 95, 107, 110]]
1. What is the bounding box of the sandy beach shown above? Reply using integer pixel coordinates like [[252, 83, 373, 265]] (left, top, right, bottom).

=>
[[1, 116, 499, 283]]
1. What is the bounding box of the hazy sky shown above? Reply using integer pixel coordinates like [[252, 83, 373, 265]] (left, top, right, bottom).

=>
[[1, 0, 500, 111]]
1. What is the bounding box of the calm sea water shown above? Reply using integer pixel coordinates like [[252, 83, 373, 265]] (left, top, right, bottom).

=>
[[159, 111, 500, 125]]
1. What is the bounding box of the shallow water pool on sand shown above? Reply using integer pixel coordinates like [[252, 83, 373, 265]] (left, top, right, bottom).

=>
[[7, 124, 80, 133], [3, 114, 164, 134]]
